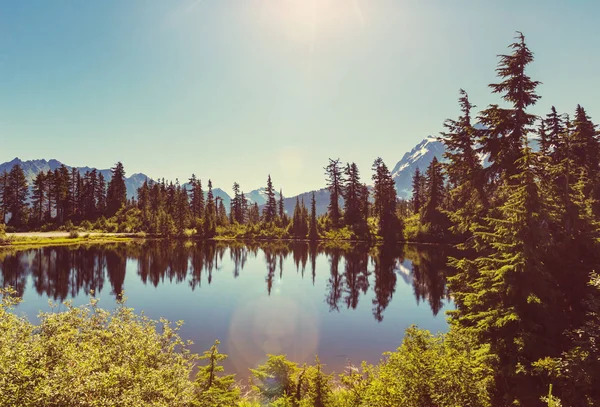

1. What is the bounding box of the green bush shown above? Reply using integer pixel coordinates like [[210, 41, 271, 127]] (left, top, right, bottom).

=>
[[59, 220, 75, 232], [79, 220, 93, 231], [0, 289, 198, 407], [68, 230, 80, 238]]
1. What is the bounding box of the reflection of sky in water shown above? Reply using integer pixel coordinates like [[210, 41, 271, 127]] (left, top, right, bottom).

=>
[[2, 243, 454, 378]]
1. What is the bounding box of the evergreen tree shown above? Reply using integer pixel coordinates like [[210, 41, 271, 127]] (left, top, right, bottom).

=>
[[440, 89, 487, 232], [31, 172, 46, 225], [372, 158, 400, 241], [263, 175, 277, 223], [305, 356, 334, 407], [6, 164, 29, 228], [44, 170, 54, 222], [217, 199, 228, 227], [343, 163, 362, 228], [240, 192, 248, 224], [203, 180, 216, 237], [194, 340, 240, 407], [248, 202, 260, 224], [96, 172, 107, 216], [422, 157, 449, 238], [411, 168, 424, 215], [324, 158, 343, 228], [0, 171, 9, 224], [571, 105, 600, 217], [230, 182, 243, 224], [309, 192, 318, 241], [189, 174, 205, 223], [449, 149, 560, 405], [106, 162, 127, 216], [174, 184, 190, 233], [478, 32, 541, 185], [278, 189, 285, 224]]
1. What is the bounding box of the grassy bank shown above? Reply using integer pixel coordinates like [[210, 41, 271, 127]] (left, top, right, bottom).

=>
[[0, 234, 134, 249]]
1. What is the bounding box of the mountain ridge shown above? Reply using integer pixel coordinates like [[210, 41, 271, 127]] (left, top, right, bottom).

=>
[[0, 136, 451, 213]]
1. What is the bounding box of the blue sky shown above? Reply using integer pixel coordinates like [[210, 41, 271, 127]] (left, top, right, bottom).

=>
[[1, 0, 599, 195]]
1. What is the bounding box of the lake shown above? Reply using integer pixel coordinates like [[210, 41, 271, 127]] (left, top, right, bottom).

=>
[[0, 240, 455, 377]]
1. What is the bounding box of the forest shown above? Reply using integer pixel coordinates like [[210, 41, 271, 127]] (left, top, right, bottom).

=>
[[1, 32, 600, 406]]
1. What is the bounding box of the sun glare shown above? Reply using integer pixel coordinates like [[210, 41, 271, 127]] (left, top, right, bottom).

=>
[[261, 0, 364, 46]]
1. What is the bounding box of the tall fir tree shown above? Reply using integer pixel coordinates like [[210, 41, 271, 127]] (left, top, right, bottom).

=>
[[263, 175, 277, 223], [440, 89, 487, 233], [343, 162, 362, 228], [372, 158, 400, 241], [106, 162, 127, 216], [478, 32, 541, 187], [203, 180, 216, 237], [0, 171, 9, 224], [6, 164, 29, 227], [31, 172, 46, 225], [411, 168, 424, 215], [309, 191, 318, 241], [325, 158, 343, 228]]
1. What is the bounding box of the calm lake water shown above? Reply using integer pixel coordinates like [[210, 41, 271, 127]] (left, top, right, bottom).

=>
[[0, 241, 455, 377]]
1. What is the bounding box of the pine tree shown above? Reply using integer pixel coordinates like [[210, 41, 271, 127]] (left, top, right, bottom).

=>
[[0, 171, 9, 224], [263, 175, 277, 223], [544, 106, 564, 159], [325, 158, 343, 228], [422, 157, 448, 237], [230, 182, 243, 224], [6, 164, 29, 228], [96, 172, 107, 216], [189, 174, 205, 223], [106, 162, 127, 216], [343, 163, 362, 228], [240, 192, 248, 224], [174, 184, 189, 233], [44, 170, 54, 222], [571, 105, 600, 217], [309, 191, 318, 241], [194, 340, 240, 407], [203, 180, 216, 237], [31, 172, 46, 225], [217, 199, 228, 227], [278, 188, 285, 224], [372, 158, 400, 241], [440, 89, 487, 230], [305, 356, 334, 407], [411, 168, 424, 215], [478, 32, 541, 186], [449, 148, 560, 405], [248, 202, 260, 224]]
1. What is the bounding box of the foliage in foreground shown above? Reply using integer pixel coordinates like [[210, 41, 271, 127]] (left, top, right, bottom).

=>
[[1, 288, 498, 407]]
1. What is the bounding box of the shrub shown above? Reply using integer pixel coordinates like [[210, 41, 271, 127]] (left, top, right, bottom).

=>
[[68, 230, 80, 239], [79, 220, 93, 231], [0, 289, 198, 407], [59, 220, 75, 232]]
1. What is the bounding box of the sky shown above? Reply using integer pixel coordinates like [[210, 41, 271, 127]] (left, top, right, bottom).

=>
[[1, 0, 599, 196]]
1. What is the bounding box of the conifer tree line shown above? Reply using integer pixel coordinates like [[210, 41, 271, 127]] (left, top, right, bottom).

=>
[[0, 155, 404, 241]]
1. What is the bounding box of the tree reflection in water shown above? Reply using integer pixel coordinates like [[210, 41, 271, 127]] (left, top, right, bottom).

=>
[[0, 241, 456, 322]]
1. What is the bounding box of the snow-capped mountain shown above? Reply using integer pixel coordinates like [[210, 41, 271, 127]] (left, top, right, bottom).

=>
[[391, 136, 446, 199], [245, 187, 281, 206]]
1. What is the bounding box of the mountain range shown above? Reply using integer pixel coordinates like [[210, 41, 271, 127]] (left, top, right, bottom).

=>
[[0, 136, 449, 215]]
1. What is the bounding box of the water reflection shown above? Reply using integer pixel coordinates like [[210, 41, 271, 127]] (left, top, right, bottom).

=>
[[0, 241, 454, 323]]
